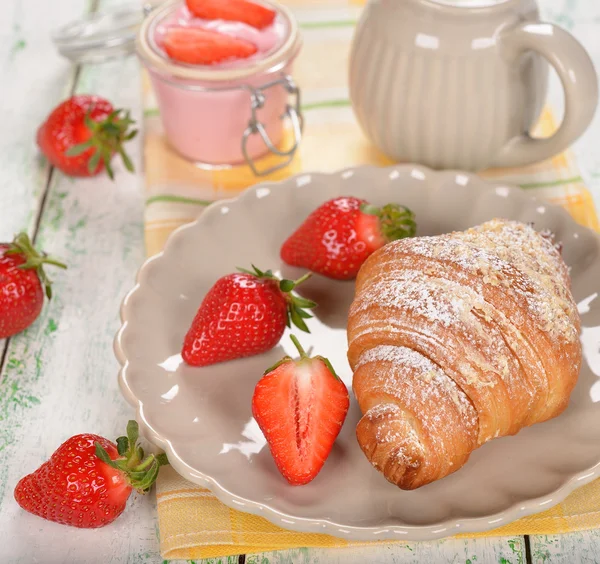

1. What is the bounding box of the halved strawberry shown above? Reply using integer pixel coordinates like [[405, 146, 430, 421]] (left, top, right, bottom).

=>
[[186, 0, 276, 30], [252, 336, 349, 485], [163, 27, 258, 65]]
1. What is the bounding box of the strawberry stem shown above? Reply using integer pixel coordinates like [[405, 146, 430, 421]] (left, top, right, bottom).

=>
[[66, 107, 137, 181], [293, 272, 312, 286], [94, 420, 169, 493], [236, 266, 317, 333], [359, 202, 417, 243], [5, 232, 67, 300], [290, 334, 309, 359]]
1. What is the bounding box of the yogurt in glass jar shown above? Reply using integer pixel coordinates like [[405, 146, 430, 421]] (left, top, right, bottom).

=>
[[136, 0, 303, 175]]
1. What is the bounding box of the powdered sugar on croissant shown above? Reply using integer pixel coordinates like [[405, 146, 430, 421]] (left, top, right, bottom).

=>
[[347, 219, 582, 490]]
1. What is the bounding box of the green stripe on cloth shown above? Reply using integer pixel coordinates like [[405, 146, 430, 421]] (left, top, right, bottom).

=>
[[299, 20, 356, 29], [519, 176, 583, 189], [145, 178, 584, 206], [145, 99, 352, 118], [146, 195, 213, 206], [302, 99, 351, 111]]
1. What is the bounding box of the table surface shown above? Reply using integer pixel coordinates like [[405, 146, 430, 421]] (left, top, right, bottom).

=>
[[1, 0, 600, 563]]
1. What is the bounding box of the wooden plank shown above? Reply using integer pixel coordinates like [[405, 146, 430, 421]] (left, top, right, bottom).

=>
[[0, 49, 158, 560], [245, 537, 527, 564], [530, 531, 600, 563], [0, 0, 170, 560], [0, 0, 87, 399], [0, 0, 89, 240]]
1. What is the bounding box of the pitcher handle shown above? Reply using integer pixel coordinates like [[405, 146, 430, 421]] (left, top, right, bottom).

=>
[[493, 22, 598, 168]]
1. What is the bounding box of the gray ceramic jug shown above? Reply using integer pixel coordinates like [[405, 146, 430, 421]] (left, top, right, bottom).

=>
[[349, 0, 598, 171]]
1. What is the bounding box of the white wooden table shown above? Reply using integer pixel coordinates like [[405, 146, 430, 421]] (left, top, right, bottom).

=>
[[1, 0, 599, 562]]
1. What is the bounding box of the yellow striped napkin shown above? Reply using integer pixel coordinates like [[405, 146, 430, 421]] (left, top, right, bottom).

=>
[[142, 1, 600, 559]]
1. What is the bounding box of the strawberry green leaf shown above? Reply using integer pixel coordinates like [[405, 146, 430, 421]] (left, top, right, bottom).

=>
[[116, 436, 129, 456], [94, 421, 169, 494], [65, 140, 93, 157], [94, 443, 120, 470], [127, 420, 139, 446], [378, 204, 417, 242], [292, 296, 317, 309], [290, 307, 310, 333], [360, 203, 381, 216], [318, 356, 341, 381], [77, 107, 137, 180], [135, 460, 160, 492], [132, 453, 157, 472], [294, 307, 313, 319], [264, 355, 292, 374], [118, 147, 134, 173], [87, 150, 101, 174], [7, 232, 66, 300]]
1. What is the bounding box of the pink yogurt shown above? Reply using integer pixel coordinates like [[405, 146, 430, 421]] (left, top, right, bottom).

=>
[[136, 0, 302, 168]]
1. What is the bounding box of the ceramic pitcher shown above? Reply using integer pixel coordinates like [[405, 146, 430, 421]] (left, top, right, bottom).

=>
[[349, 0, 598, 171]]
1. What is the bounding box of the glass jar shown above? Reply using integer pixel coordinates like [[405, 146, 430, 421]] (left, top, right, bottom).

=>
[[136, 0, 303, 175]]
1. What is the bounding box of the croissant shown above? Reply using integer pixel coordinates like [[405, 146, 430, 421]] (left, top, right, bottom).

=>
[[347, 219, 582, 490]]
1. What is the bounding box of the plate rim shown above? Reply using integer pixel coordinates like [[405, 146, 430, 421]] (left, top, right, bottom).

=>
[[115, 163, 600, 541]]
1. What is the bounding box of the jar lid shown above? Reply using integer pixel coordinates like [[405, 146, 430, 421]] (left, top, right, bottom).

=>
[[136, 0, 302, 83], [52, 7, 148, 63]]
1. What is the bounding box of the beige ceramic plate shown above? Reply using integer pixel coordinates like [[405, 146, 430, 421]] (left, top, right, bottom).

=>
[[116, 165, 600, 541]]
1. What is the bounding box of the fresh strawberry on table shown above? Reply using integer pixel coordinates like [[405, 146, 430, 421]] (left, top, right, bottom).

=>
[[36, 95, 137, 180], [182, 266, 316, 367], [281, 197, 417, 281], [14, 421, 168, 528], [186, 0, 276, 30], [0, 232, 66, 339], [252, 335, 349, 485], [163, 27, 258, 65]]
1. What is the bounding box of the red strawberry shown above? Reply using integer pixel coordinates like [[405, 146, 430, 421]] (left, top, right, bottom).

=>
[[182, 266, 316, 367], [36, 95, 137, 180], [163, 27, 258, 65], [252, 335, 349, 485], [0, 232, 67, 339], [186, 0, 276, 30], [14, 421, 167, 528], [281, 197, 417, 280]]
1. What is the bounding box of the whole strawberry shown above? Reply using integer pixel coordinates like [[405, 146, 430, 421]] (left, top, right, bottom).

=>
[[252, 335, 349, 485], [14, 421, 167, 528], [0, 232, 66, 339], [36, 95, 137, 180], [281, 197, 417, 280], [182, 266, 316, 367]]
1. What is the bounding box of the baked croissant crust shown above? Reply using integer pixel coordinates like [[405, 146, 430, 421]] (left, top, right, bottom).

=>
[[347, 219, 582, 490]]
